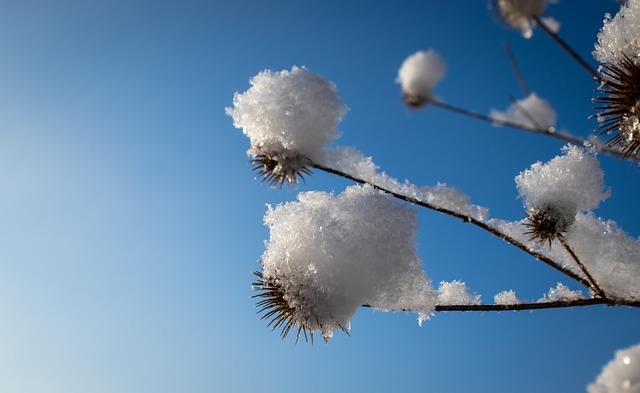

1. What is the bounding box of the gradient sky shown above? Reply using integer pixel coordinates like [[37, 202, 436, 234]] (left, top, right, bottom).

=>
[[0, 1, 638, 392]]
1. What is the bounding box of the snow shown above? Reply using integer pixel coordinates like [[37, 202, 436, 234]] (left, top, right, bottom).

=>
[[566, 213, 640, 301], [226, 66, 347, 163], [594, 0, 640, 66], [259, 184, 436, 341], [538, 282, 584, 302], [588, 343, 640, 393], [516, 144, 609, 219], [437, 280, 481, 306], [489, 93, 557, 131], [396, 50, 446, 107], [494, 290, 521, 305]]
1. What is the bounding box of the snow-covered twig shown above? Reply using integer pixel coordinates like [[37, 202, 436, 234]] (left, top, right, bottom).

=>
[[310, 161, 593, 289]]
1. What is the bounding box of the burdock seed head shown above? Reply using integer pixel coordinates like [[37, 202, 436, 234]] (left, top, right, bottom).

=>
[[250, 146, 312, 188], [523, 204, 574, 246], [594, 54, 640, 164]]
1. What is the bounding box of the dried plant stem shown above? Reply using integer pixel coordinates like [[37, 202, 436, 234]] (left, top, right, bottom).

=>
[[533, 15, 601, 81], [503, 42, 530, 96], [429, 99, 625, 158], [310, 161, 592, 289], [362, 298, 640, 312], [432, 99, 575, 143], [433, 297, 640, 311], [557, 237, 608, 301]]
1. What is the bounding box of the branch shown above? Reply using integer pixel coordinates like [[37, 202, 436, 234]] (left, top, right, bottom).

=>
[[503, 41, 530, 96], [310, 161, 592, 289], [363, 298, 640, 312], [434, 297, 640, 311], [429, 99, 624, 159], [533, 15, 601, 81]]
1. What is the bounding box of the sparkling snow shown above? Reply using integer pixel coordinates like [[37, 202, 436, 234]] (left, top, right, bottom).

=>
[[226, 66, 347, 163], [594, 0, 640, 66], [260, 184, 436, 341], [437, 280, 482, 306]]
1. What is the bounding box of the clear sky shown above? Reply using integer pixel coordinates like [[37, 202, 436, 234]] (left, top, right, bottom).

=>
[[0, 1, 638, 392]]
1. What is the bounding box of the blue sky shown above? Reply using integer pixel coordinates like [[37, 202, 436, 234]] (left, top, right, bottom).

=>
[[0, 1, 638, 392]]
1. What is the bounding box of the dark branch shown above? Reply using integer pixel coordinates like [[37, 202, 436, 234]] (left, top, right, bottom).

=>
[[363, 298, 640, 312]]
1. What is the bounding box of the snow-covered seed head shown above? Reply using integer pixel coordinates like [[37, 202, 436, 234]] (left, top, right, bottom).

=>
[[493, 0, 547, 38], [226, 66, 347, 184], [250, 146, 312, 188], [594, 54, 640, 164], [396, 50, 446, 109], [523, 204, 574, 246]]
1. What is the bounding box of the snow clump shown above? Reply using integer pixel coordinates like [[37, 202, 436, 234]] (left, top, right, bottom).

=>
[[489, 93, 557, 131], [594, 0, 640, 66], [437, 280, 481, 306], [588, 343, 640, 393], [494, 290, 522, 305], [258, 184, 436, 342], [538, 282, 584, 302], [226, 66, 347, 164]]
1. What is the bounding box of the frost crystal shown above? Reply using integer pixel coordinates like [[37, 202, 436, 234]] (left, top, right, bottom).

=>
[[594, 0, 640, 66], [538, 282, 584, 302], [516, 144, 609, 224], [257, 185, 436, 342], [396, 50, 446, 108], [494, 290, 522, 305], [437, 280, 481, 306], [489, 93, 557, 131], [588, 343, 640, 393], [226, 66, 347, 164]]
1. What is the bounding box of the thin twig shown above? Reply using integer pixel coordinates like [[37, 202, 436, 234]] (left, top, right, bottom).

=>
[[429, 99, 625, 158], [532, 15, 601, 81], [363, 298, 640, 312], [503, 42, 530, 96], [557, 237, 607, 301], [310, 161, 592, 289]]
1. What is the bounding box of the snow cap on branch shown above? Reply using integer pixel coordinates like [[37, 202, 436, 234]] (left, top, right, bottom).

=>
[[594, 0, 640, 66], [226, 66, 347, 185], [494, 290, 521, 305], [437, 280, 481, 306], [255, 185, 436, 343], [588, 343, 640, 393], [397, 50, 446, 108], [538, 282, 583, 302], [489, 93, 557, 131]]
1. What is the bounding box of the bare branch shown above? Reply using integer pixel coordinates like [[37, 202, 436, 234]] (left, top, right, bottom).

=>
[[503, 42, 530, 96]]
